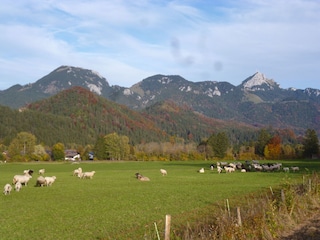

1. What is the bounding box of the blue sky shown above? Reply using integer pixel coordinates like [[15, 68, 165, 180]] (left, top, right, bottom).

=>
[[0, 0, 319, 90]]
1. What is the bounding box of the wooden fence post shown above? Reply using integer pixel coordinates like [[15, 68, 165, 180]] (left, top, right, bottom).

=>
[[165, 214, 171, 240], [237, 207, 242, 227]]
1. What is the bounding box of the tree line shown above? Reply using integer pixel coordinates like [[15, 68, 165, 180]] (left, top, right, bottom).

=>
[[1, 128, 319, 162]]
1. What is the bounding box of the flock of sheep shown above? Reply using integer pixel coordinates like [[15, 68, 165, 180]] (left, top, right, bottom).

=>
[[197, 161, 300, 174], [3, 168, 57, 195], [3, 161, 300, 195], [3, 166, 99, 195]]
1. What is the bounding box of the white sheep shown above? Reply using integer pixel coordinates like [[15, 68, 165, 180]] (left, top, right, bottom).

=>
[[198, 168, 205, 173], [217, 166, 223, 174], [36, 176, 47, 187], [224, 166, 235, 173], [160, 169, 167, 176], [73, 167, 82, 176], [82, 171, 96, 179], [3, 184, 12, 195], [13, 173, 32, 186], [15, 182, 22, 192], [138, 175, 150, 181], [23, 169, 34, 176], [291, 166, 300, 172], [38, 169, 45, 175], [241, 169, 247, 173], [283, 167, 290, 172], [44, 176, 56, 186]]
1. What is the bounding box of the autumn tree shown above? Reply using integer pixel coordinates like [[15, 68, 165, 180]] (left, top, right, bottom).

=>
[[8, 132, 37, 161], [104, 133, 130, 160], [264, 135, 281, 160], [303, 129, 319, 158], [52, 142, 65, 161], [32, 144, 50, 161]]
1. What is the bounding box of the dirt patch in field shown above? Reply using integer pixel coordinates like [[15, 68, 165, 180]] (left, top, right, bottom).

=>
[[279, 214, 320, 240]]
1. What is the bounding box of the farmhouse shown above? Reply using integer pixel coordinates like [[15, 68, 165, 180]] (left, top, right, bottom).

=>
[[65, 149, 81, 161]]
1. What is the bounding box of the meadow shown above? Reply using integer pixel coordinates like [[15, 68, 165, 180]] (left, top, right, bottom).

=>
[[0, 160, 317, 240]]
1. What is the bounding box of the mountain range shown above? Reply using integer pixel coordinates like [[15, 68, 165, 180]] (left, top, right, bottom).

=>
[[1, 65, 319, 140]]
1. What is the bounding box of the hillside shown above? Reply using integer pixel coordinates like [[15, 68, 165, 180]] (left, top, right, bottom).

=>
[[0, 66, 319, 137], [24, 86, 167, 145]]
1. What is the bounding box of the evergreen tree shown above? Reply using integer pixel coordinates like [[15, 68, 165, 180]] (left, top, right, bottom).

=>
[[255, 129, 271, 156], [303, 129, 319, 158], [94, 135, 107, 160], [208, 132, 229, 159]]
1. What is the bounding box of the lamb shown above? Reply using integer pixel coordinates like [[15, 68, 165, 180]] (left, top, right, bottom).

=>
[[15, 182, 22, 192], [3, 184, 12, 195], [44, 176, 56, 186], [160, 169, 167, 176], [73, 167, 82, 176], [82, 171, 96, 179], [35, 176, 47, 187], [38, 169, 45, 175], [198, 168, 205, 173], [13, 173, 32, 186], [217, 166, 223, 174], [283, 167, 290, 172], [291, 166, 300, 172]]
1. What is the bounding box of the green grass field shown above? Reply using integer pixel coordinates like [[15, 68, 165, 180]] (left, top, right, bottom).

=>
[[0, 160, 318, 240]]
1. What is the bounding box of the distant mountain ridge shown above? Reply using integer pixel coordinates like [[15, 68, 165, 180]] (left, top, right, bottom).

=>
[[1, 65, 319, 136]]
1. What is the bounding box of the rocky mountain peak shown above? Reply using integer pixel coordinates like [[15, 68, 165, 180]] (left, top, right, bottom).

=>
[[242, 72, 279, 91]]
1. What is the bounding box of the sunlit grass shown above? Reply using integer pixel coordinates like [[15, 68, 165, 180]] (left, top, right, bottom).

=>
[[0, 160, 317, 239]]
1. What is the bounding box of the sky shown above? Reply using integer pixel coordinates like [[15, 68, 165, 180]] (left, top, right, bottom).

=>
[[0, 0, 320, 91]]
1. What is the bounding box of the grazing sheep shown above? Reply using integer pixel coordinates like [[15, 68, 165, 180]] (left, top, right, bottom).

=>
[[198, 168, 205, 173], [73, 167, 82, 176], [44, 176, 56, 186], [13, 173, 32, 186], [38, 169, 45, 175], [35, 176, 47, 187], [160, 169, 167, 176], [217, 166, 223, 174], [82, 171, 96, 179], [210, 164, 215, 170], [291, 166, 300, 172], [224, 166, 235, 173], [15, 182, 22, 192], [283, 167, 290, 172], [241, 169, 247, 173], [3, 184, 12, 195]]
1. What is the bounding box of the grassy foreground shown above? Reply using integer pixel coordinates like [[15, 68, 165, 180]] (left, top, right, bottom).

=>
[[0, 160, 318, 239]]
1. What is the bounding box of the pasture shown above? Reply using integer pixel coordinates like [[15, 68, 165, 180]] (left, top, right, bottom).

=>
[[0, 160, 317, 239]]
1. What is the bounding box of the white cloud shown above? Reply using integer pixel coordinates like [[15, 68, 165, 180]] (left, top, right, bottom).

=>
[[0, 0, 319, 90]]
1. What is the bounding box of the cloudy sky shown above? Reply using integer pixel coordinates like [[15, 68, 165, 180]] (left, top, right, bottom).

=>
[[0, 0, 319, 90]]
